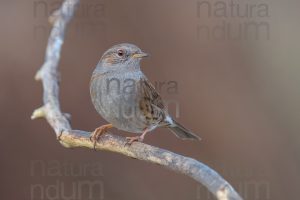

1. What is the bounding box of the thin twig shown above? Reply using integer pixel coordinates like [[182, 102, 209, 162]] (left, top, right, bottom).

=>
[[31, 0, 243, 199]]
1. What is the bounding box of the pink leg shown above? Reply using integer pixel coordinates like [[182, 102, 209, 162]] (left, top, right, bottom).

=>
[[125, 129, 149, 145], [90, 124, 113, 150]]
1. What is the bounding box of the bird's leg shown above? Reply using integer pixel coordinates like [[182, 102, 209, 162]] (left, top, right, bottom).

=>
[[125, 129, 149, 146], [90, 124, 113, 149]]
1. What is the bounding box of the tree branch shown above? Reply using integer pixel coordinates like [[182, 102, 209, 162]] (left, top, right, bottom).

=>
[[31, 0, 243, 199]]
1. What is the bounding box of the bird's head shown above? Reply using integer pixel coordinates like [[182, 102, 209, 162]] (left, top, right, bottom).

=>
[[99, 43, 148, 70]]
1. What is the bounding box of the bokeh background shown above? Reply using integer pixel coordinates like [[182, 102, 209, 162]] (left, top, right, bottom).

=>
[[1, 0, 300, 199]]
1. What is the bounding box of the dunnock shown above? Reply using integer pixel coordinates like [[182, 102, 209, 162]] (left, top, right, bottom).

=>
[[90, 43, 200, 146]]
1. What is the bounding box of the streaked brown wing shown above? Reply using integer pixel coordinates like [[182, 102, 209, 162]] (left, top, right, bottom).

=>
[[138, 78, 166, 124]]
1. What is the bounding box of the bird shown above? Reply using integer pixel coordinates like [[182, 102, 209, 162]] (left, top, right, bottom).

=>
[[90, 43, 200, 147]]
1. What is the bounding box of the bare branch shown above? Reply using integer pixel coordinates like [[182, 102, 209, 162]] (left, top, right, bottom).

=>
[[31, 0, 243, 199]]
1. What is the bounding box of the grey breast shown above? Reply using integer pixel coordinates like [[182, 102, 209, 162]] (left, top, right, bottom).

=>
[[90, 70, 148, 133]]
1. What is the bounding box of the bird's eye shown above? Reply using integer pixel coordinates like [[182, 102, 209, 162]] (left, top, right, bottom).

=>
[[117, 49, 125, 57]]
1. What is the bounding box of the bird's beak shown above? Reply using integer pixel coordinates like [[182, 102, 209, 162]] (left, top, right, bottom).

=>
[[132, 52, 149, 58]]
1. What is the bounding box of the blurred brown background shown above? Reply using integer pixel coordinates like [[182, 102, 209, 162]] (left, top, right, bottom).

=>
[[1, 0, 300, 199]]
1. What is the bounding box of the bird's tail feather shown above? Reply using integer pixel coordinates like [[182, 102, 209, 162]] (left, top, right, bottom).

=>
[[168, 120, 201, 140]]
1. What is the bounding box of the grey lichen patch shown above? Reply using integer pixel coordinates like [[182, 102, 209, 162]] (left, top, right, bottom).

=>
[[162, 152, 174, 163], [147, 155, 167, 165]]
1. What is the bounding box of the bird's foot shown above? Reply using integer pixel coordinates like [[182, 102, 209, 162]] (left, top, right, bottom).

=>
[[90, 124, 113, 150], [125, 129, 149, 146], [125, 135, 144, 146]]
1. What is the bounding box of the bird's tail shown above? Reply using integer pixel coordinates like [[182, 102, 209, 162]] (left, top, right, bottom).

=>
[[167, 120, 201, 141]]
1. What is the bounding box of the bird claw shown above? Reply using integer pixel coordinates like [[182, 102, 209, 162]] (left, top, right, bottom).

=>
[[90, 124, 113, 150], [89, 132, 99, 151], [125, 136, 144, 146], [90, 130, 105, 150]]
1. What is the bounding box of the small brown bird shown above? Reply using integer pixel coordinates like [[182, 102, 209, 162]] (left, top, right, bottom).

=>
[[90, 43, 200, 146]]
